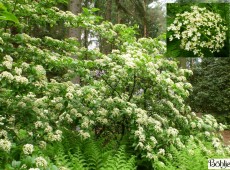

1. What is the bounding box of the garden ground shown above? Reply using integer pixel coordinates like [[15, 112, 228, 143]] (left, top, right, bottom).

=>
[[222, 130, 230, 145]]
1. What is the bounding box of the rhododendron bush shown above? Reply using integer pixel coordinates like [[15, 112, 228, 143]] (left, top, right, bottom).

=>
[[0, 1, 229, 169]]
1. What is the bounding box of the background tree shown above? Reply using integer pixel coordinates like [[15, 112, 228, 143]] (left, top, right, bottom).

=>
[[188, 58, 230, 125]]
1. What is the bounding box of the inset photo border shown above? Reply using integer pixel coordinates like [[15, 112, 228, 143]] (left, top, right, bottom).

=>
[[166, 3, 230, 57]]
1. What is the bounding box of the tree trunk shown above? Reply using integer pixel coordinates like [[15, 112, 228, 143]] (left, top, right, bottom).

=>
[[106, 0, 112, 21], [68, 0, 82, 84], [101, 0, 112, 54], [116, 0, 122, 23], [143, 0, 147, 37], [83, 0, 89, 52], [178, 58, 187, 69]]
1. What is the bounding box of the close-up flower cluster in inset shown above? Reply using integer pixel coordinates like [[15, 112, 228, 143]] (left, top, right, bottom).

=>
[[167, 5, 228, 57]]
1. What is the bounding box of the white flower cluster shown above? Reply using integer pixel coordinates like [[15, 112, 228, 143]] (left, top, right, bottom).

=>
[[39, 141, 47, 149], [35, 156, 48, 167], [47, 132, 62, 142], [79, 130, 90, 139], [0, 130, 8, 138], [167, 127, 178, 137], [168, 6, 228, 57], [34, 65, 46, 76], [14, 75, 29, 84], [2, 55, 13, 69], [23, 144, 34, 155], [0, 71, 14, 82], [0, 55, 29, 84], [0, 139, 11, 152], [157, 148, 165, 156]]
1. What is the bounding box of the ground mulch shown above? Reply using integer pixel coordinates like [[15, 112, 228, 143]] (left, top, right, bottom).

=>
[[221, 130, 230, 145]]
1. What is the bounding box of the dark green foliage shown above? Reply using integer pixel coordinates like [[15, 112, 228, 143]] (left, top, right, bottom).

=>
[[189, 58, 230, 124]]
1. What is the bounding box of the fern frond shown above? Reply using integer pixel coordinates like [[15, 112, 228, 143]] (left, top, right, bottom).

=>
[[54, 148, 72, 169], [101, 146, 136, 170], [68, 149, 87, 170], [82, 139, 108, 170]]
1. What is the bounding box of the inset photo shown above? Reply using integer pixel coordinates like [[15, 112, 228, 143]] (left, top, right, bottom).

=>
[[166, 3, 230, 57]]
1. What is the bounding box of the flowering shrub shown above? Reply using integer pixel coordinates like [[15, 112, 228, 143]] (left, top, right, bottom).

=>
[[168, 5, 228, 57], [0, 0, 229, 169]]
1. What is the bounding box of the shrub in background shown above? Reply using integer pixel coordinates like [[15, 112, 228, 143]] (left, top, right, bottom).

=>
[[189, 58, 230, 126]]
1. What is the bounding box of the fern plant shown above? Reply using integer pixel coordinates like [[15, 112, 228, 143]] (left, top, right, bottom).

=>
[[51, 133, 136, 170], [161, 140, 230, 170], [100, 146, 136, 170]]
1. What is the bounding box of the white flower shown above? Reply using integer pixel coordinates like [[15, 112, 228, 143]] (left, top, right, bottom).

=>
[[174, 33, 180, 39], [0, 37, 3, 44], [150, 136, 158, 146], [2, 61, 12, 69], [56, 130, 62, 135], [4, 55, 13, 62], [0, 71, 14, 81], [191, 122, 196, 128], [157, 148, 165, 156], [23, 144, 34, 155], [65, 92, 73, 99], [34, 65, 46, 75], [35, 156, 47, 167], [191, 112, 196, 117], [185, 41, 191, 51], [21, 164, 27, 169], [146, 152, 154, 159], [0, 130, 7, 138], [44, 126, 53, 133], [39, 141, 46, 149], [55, 103, 63, 110], [145, 144, 152, 152], [79, 130, 90, 139], [112, 108, 120, 117], [167, 127, 178, 137], [213, 141, 221, 148], [139, 134, 146, 142], [197, 123, 202, 129], [14, 76, 29, 84], [0, 139, 11, 152], [137, 142, 144, 149], [15, 67, 22, 75], [21, 62, 29, 69], [47, 133, 62, 141]]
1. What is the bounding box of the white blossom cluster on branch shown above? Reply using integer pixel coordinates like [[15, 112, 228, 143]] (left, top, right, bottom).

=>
[[168, 6, 228, 57]]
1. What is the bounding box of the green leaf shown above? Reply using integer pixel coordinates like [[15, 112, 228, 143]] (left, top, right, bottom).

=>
[[0, 11, 19, 23], [50, 165, 59, 170], [11, 160, 21, 168], [0, 3, 7, 11], [0, 3, 19, 23], [91, 8, 100, 12], [18, 129, 28, 139]]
